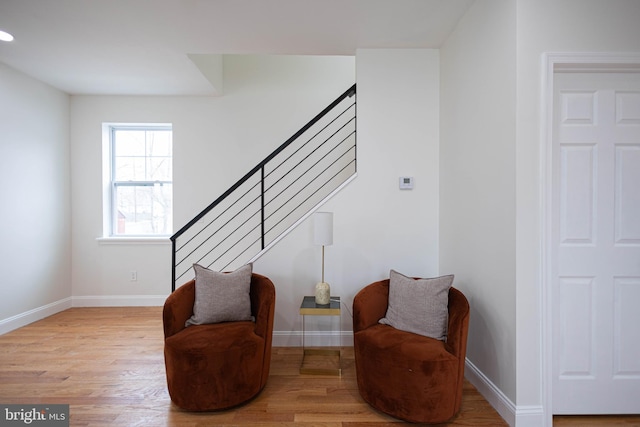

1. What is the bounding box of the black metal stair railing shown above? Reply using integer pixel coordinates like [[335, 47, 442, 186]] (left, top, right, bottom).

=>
[[171, 84, 356, 291]]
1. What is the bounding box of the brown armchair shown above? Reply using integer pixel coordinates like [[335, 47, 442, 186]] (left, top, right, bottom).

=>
[[163, 273, 276, 411], [353, 279, 470, 423]]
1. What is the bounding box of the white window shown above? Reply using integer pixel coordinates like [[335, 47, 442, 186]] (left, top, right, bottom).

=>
[[106, 124, 173, 236]]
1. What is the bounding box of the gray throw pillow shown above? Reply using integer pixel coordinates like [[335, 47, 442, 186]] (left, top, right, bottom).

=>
[[379, 269, 453, 341], [185, 263, 254, 327]]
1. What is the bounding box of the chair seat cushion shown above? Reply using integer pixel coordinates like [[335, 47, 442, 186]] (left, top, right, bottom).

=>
[[354, 324, 459, 422], [356, 324, 457, 366], [164, 321, 265, 411], [166, 321, 261, 355]]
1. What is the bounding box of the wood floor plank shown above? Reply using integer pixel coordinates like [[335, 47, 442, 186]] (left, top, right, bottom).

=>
[[3, 307, 629, 426], [553, 416, 640, 426]]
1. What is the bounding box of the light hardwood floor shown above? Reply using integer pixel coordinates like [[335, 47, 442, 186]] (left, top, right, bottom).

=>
[[0, 307, 638, 426]]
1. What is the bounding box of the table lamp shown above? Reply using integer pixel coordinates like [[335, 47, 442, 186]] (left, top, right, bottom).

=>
[[314, 212, 333, 305]]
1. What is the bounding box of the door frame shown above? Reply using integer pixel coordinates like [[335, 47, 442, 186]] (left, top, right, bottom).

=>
[[540, 52, 640, 426]]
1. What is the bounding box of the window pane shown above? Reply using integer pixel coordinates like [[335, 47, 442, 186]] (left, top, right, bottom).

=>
[[114, 130, 146, 156], [113, 129, 172, 181], [114, 184, 173, 235], [147, 157, 172, 181], [109, 124, 172, 236], [146, 131, 172, 156], [114, 157, 146, 181]]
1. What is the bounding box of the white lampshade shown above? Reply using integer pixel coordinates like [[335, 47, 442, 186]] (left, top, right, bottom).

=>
[[313, 212, 333, 246]]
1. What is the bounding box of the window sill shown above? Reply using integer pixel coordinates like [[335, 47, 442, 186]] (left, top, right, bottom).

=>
[[96, 236, 171, 246]]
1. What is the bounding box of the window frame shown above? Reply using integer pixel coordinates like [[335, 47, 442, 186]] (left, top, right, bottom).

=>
[[104, 123, 173, 238]]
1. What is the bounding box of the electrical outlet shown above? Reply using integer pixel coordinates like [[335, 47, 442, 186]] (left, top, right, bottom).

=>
[[130, 271, 137, 281]]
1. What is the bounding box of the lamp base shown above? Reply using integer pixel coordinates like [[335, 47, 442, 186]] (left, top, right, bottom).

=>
[[315, 282, 330, 305]]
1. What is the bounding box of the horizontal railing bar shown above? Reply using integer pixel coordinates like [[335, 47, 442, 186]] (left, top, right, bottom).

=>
[[264, 115, 355, 190], [203, 214, 264, 272], [175, 155, 357, 284], [265, 131, 355, 199], [247, 172, 358, 266], [264, 157, 356, 239], [265, 101, 355, 180], [263, 146, 356, 231], [171, 84, 356, 242], [221, 142, 356, 274], [258, 84, 356, 171], [203, 165, 357, 276], [176, 177, 261, 253], [175, 198, 262, 273], [221, 231, 264, 272], [221, 157, 357, 274], [175, 206, 262, 282], [173, 84, 356, 289], [174, 194, 262, 271], [176, 138, 356, 282], [172, 166, 260, 242]]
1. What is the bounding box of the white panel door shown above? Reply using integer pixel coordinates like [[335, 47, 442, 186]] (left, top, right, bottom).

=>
[[553, 72, 640, 414]]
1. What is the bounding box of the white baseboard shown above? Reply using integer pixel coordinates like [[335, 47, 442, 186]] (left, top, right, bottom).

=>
[[464, 358, 545, 427], [465, 358, 516, 426], [515, 405, 546, 427], [72, 295, 167, 307], [0, 297, 72, 335]]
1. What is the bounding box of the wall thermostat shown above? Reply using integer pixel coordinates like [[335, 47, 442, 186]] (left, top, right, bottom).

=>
[[399, 176, 414, 190]]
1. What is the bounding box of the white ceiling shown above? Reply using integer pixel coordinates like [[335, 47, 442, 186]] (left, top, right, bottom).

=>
[[0, 0, 474, 96]]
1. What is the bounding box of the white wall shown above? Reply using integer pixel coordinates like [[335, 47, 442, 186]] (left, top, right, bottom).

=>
[[5, 1, 638, 422], [256, 49, 441, 344], [439, 2, 640, 425], [515, 0, 640, 425], [0, 63, 71, 332], [70, 55, 355, 306], [69, 51, 441, 345], [440, 0, 517, 413]]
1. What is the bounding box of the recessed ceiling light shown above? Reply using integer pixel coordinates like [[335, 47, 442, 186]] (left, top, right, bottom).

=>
[[0, 30, 14, 42]]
